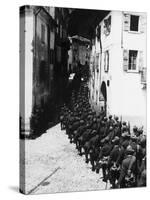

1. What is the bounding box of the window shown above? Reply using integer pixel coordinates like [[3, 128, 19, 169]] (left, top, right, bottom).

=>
[[96, 53, 99, 72], [41, 24, 45, 43], [130, 15, 139, 31], [123, 49, 143, 72], [128, 50, 138, 70], [96, 90, 98, 105], [124, 13, 142, 32], [104, 50, 109, 72], [104, 16, 111, 36]]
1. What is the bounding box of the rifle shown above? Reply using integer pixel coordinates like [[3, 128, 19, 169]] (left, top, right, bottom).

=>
[[128, 121, 130, 135], [119, 116, 122, 137]]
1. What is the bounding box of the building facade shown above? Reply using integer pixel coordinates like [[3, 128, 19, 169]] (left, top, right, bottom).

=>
[[68, 35, 90, 73], [89, 11, 146, 129], [20, 6, 70, 137]]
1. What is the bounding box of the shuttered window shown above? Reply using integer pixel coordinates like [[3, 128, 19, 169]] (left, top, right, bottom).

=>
[[124, 14, 130, 31], [104, 50, 109, 72], [139, 15, 146, 33], [129, 50, 138, 70], [123, 13, 145, 33], [130, 15, 139, 31], [41, 24, 45, 43], [123, 49, 129, 71], [96, 53, 99, 72], [138, 51, 144, 72], [123, 49, 144, 72]]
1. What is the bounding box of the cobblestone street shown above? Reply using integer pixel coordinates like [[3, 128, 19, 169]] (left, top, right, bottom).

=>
[[23, 124, 110, 194]]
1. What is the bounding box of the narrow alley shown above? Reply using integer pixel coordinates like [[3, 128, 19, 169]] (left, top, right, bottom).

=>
[[20, 6, 147, 195]]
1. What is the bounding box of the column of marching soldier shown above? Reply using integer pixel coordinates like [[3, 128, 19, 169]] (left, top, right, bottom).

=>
[[60, 73, 146, 189]]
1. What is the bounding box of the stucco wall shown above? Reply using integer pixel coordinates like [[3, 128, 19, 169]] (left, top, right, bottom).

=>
[[89, 10, 146, 128], [20, 8, 34, 131]]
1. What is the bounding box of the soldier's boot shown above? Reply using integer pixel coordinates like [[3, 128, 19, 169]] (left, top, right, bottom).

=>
[[75, 141, 78, 149], [76, 142, 79, 149], [85, 152, 89, 163], [95, 163, 100, 174], [91, 160, 95, 171], [102, 167, 107, 182], [77, 141, 81, 151], [79, 146, 82, 156]]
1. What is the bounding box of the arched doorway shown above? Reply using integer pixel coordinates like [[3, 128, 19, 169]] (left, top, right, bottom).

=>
[[100, 81, 107, 113]]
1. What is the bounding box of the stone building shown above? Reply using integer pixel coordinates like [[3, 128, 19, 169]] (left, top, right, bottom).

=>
[[68, 35, 90, 73], [20, 6, 70, 137], [89, 11, 147, 129]]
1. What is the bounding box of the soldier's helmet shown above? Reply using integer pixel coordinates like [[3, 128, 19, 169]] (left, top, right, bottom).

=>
[[138, 127, 143, 135], [115, 116, 119, 121], [133, 126, 138, 132], [122, 121, 127, 126]]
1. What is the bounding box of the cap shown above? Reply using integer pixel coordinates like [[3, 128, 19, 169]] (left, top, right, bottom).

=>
[[122, 121, 127, 126], [133, 126, 138, 132], [112, 136, 120, 144]]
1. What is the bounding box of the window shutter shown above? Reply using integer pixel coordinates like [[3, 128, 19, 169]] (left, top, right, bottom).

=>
[[138, 51, 143, 72], [104, 52, 106, 72], [123, 49, 129, 71], [139, 15, 145, 33], [124, 14, 130, 31]]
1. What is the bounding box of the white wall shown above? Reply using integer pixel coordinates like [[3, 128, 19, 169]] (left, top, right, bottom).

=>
[[20, 8, 34, 132], [89, 10, 146, 128]]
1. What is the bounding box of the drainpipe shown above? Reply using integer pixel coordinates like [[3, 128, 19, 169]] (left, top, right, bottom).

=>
[[121, 12, 123, 49], [99, 25, 102, 92]]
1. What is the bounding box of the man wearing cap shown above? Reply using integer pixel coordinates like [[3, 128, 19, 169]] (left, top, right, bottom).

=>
[[117, 145, 136, 188], [107, 136, 121, 188], [97, 137, 113, 182]]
